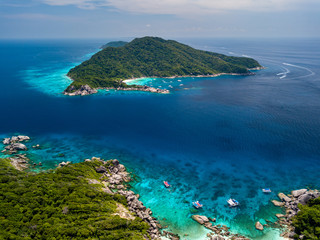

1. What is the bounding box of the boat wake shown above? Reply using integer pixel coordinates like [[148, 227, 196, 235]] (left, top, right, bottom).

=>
[[224, 50, 316, 81], [277, 67, 290, 79], [282, 62, 315, 79]]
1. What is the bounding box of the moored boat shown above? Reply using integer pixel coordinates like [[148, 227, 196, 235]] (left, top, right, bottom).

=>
[[227, 198, 239, 207], [192, 201, 203, 209], [262, 188, 272, 193], [163, 181, 170, 188]]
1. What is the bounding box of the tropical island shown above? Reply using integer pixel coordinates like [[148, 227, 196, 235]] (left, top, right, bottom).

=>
[[64, 37, 262, 96]]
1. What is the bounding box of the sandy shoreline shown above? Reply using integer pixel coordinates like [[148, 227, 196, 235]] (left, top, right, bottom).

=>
[[122, 71, 256, 84]]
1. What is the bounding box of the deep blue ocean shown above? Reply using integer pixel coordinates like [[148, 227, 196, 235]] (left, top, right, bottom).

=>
[[1, 38, 320, 239]]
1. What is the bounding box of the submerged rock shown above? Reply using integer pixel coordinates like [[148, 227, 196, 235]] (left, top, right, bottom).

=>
[[278, 193, 291, 202], [272, 200, 285, 207], [191, 215, 209, 225], [255, 221, 264, 231], [3, 138, 10, 145]]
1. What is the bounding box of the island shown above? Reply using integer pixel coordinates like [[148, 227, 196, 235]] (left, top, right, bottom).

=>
[[100, 41, 129, 49], [64, 36, 262, 96]]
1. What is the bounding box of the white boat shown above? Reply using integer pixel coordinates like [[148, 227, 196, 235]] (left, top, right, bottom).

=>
[[192, 201, 203, 209], [262, 188, 272, 193], [227, 198, 239, 207]]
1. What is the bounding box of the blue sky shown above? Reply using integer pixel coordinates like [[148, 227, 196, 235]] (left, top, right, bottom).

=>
[[0, 0, 319, 38]]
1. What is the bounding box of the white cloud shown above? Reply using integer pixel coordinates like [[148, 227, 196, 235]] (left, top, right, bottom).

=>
[[40, 0, 319, 13]]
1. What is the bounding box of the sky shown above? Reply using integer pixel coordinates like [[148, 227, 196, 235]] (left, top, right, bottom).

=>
[[0, 0, 319, 39]]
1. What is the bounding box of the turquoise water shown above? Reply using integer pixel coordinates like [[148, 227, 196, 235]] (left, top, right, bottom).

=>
[[1, 38, 320, 239]]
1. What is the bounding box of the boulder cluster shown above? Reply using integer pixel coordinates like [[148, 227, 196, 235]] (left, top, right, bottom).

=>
[[272, 189, 320, 238], [191, 215, 249, 240], [63, 84, 169, 96], [86, 157, 163, 240], [2, 135, 32, 170], [64, 85, 98, 96], [2, 135, 30, 153]]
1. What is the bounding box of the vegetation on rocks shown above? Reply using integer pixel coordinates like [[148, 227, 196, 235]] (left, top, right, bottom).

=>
[[0, 158, 149, 240], [66, 36, 261, 92], [292, 197, 320, 239]]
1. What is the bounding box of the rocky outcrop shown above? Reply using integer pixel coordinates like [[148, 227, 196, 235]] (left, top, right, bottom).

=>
[[85, 157, 161, 240], [58, 161, 71, 168], [291, 189, 307, 198], [5, 143, 27, 151], [192, 215, 209, 225], [9, 154, 29, 171], [3, 135, 30, 144], [2, 135, 30, 154], [63, 84, 169, 96], [63, 85, 98, 96], [191, 214, 249, 239], [255, 221, 264, 231], [272, 189, 320, 239], [272, 200, 285, 207], [95, 166, 107, 173], [278, 192, 291, 202]]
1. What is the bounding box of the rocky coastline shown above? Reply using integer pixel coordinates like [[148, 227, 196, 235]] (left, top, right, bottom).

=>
[[81, 157, 168, 240], [1, 135, 169, 239], [2, 135, 32, 170], [63, 84, 169, 96], [271, 189, 320, 239]]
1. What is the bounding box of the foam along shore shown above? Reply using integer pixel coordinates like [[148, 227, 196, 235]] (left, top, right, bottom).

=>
[[123, 71, 257, 83]]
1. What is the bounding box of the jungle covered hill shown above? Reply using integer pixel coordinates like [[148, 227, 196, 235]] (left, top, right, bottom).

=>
[[66, 36, 261, 92], [0, 158, 149, 240]]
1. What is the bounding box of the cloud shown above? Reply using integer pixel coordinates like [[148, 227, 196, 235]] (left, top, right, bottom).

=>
[[40, 0, 319, 13]]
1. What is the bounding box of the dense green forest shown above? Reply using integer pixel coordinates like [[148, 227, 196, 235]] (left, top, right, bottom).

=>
[[0, 158, 149, 240], [101, 41, 129, 49], [66, 37, 261, 91], [293, 198, 320, 239]]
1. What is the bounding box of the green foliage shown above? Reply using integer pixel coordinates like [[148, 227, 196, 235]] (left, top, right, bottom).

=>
[[66, 36, 261, 91], [292, 197, 320, 239], [0, 159, 149, 240], [101, 41, 129, 49]]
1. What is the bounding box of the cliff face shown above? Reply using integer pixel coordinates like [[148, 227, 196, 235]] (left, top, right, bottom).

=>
[[65, 36, 261, 93]]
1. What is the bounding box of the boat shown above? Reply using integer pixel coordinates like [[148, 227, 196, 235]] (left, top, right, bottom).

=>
[[163, 181, 170, 188], [227, 198, 239, 207], [192, 201, 203, 209], [262, 188, 272, 193]]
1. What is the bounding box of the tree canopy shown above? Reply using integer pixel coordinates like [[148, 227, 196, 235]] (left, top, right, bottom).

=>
[[0, 158, 149, 240]]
